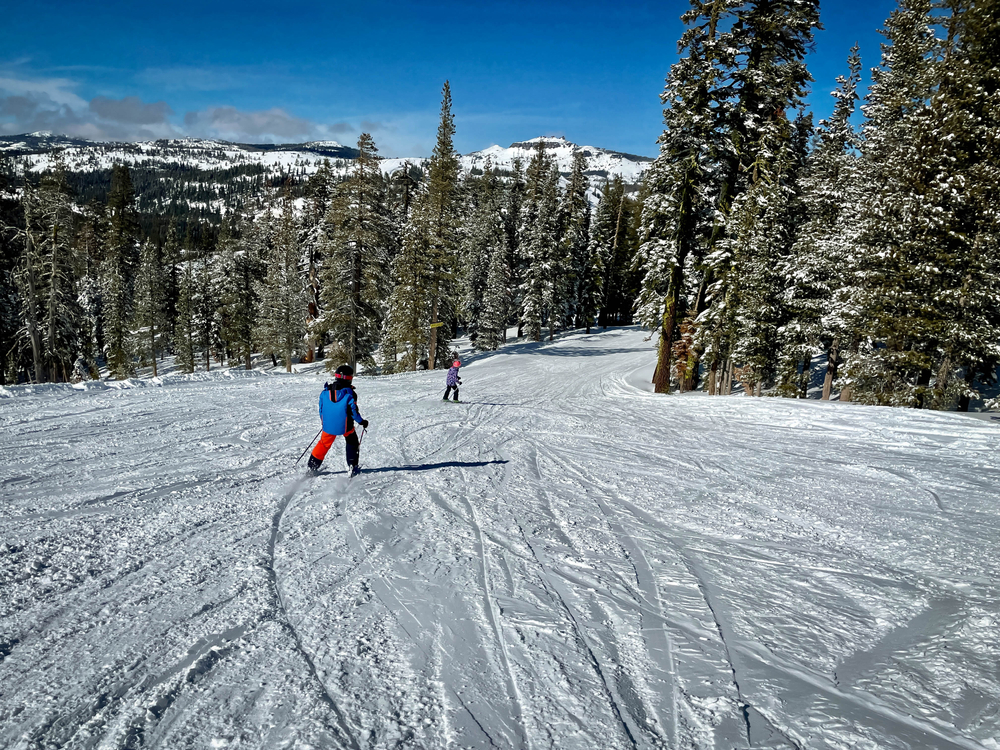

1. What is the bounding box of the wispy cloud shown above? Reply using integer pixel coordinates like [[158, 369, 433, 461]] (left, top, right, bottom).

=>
[[182, 106, 315, 142], [0, 72, 178, 139], [0, 69, 437, 154]]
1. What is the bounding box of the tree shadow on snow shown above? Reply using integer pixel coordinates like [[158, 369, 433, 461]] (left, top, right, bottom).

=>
[[366, 459, 508, 474]]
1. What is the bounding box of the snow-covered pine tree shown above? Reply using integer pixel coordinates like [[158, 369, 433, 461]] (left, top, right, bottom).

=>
[[189, 231, 222, 372], [174, 249, 197, 374], [74, 202, 105, 379], [558, 151, 591, 330], [518, 141, 560, 342], [15, 161, 81, 382], [636, 0, 735, 392], [256, 189, 306, 372], [218, 214, 262, 370], [0, 169, 18, 384], [695, 0, 821, 395], [302, 159, 334, 362], [594, 176, 638, 329], [915, 0, 1000, 409], [103, 165, 141, 379], [319, 133, 395, 371], [778, 46, 864, 400], [160, 219, 182, 354], [502, 158, 525, 340], [480, 224, 511, 351], [948, 0, 1000, 410], [587, 183, 617, 333], [847, 0, 939, 405], [385, 200, 431, 371], [133, 238, 167, 376], [377, 163, 421, 370], [460, 161, 505, 350], [424, 81, 462, 368]]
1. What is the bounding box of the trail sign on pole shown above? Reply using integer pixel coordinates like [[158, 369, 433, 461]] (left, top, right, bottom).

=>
[[430, 322, 445, 329]]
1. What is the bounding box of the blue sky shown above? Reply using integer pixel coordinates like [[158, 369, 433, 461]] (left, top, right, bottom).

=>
[[2, 0, 900, 157]]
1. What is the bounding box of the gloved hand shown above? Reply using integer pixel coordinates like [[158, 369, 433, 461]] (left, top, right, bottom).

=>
[[360, 419, 369, 429], [458, 378, 462, 384]]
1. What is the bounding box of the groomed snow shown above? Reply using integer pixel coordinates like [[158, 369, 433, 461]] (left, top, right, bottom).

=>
[[1, 327, 998, 749]]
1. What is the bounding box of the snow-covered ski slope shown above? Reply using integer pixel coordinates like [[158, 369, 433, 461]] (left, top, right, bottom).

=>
[[2, 327, 998, 750]]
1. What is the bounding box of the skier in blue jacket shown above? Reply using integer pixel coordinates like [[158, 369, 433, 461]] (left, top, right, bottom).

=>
[[308, 365, 368, 476], [443, 359, 462, 402]]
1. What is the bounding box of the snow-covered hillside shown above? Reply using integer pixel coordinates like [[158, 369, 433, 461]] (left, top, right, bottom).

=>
[[1, 133, 650, 191], [1, 134, 358, 176], [2, 328, 998, 749]]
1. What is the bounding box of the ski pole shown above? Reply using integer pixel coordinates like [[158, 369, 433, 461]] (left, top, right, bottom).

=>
[[358, 426, 367, 445], [296, 429, 322, 465]]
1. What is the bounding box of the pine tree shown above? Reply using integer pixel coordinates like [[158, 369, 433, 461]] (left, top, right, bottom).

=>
[[502, 158, 525, 340], [218, 214, 262, 370], [594, 177, 638, 329], [461, 161, 506, 350], [133, 238, 167, 376], [256, 190, 306, 372], [15, 163, 82, 382], [161, 219, 182, 354], [694, 0, 821, 395], [518, 141, 560, 341], [847, 0, 940, 405], [319, 133, 395, 371], [779, 47, 864, 400], [103, 164, 140, 379], [174, 251, 197, 374], [424, 81, 461, 368], [385, 204, 431, 371], [949, 0, 1000, 410], [74, 202, 105, 379], [194, 232, 222, 371], [636, 0, 734, 391], [303, 159, 334, 362], [559, 151, 591, 329]]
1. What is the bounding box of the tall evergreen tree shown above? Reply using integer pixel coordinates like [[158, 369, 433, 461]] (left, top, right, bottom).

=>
[[385, 205, 431, 371], [133, 238, 167, 376], [502, 158, 526, 340], [424, 81, 461, 368], [174, 241, 197, 374], [779, 47, 864, 399], [847, 0, 940, 405], [319, 133, 395, 370], [218, 214, 262, 370], [15, 163, 81, 382], [518, 141, 560, 341], [303, 159, 334, 362], [637, 0, 736, 392], [256, 190, 305, 372], [559, 152, 591, 329], [103, 164, 140, 378], [461, 161, 506, 350]]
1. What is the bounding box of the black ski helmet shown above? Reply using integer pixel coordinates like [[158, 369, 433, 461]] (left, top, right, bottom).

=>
[[333, 364, 354, 383]]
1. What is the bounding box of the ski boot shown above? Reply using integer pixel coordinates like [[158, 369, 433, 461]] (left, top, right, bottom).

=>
[[307, 455, 322, 475], [349, 464, 362, 478]]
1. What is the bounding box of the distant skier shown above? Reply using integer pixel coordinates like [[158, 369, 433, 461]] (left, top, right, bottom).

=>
[[308, 365, 368, 476], [443, 359, 462, 402]]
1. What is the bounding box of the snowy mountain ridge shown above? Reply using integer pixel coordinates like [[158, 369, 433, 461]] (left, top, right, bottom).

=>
[[0, 132, 650, 184]]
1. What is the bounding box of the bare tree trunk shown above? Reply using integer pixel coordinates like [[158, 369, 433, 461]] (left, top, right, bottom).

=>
[[429, 295, 439, 370], [821, 338, 840, 401], [957, 367, 975, 412], [708, 359, 718, 395]]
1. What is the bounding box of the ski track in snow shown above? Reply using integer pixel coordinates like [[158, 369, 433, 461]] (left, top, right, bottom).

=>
[[2, 327, 1000, 749]]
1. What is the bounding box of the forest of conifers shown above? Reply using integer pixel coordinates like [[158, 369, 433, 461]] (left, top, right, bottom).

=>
[[1, 0, 997, 411]]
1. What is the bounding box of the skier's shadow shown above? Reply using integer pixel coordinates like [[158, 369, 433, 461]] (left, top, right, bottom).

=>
[[367, 459, 508, 474]]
